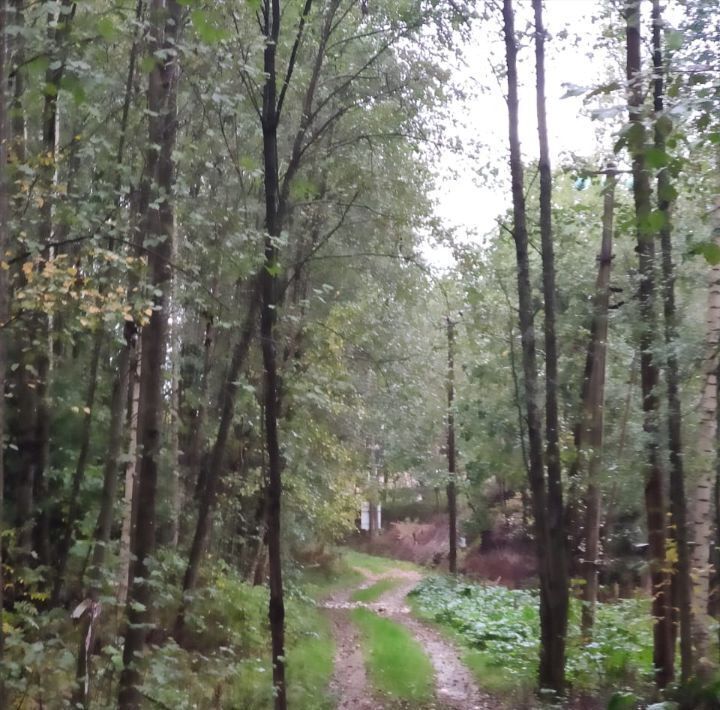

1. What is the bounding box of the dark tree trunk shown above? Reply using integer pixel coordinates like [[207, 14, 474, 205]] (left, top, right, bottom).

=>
[[652, 0, 692, 682], [118, 2, 181, 706], [716, 359, 720, 661], [579, 165, 616, 634], [0, 1, 10, 703], [368, 499, 377, 538], [261, 2, 287, 706], [503, 0, 566, 694], [625, 0, 674, 688], [446, 317, 457, 575], [32, 0, 77, 570], [533, 2, 569, 689]]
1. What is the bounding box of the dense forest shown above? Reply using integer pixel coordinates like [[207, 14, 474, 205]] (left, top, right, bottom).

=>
[[0, 0, 719, 708]]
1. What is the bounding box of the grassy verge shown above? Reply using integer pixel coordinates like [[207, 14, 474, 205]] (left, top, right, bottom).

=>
[[297, 554, 365, 599], [286, 607, 335, 709], [227, 604, 334, 709], [350, 577, 400, 603], [351, 608, 433, 704]]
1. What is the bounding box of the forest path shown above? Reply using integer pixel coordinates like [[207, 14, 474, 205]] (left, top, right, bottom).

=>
[[322, 561, 498, 709]]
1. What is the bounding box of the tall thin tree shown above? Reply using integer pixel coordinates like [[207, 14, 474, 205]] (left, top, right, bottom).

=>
[[652, 0, 692, 681], [533, 0, 569, 688], [625, 0, 674, 688], [446, 316, 457, 575], [502, 0, 566, 693], [578, 164, 617, 634], [118, 1, 182, 706], [0, 1, 10, 704]]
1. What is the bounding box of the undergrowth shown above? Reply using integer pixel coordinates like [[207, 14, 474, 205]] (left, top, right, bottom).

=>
[[409, 575, 654, 702], [2, 551, 337, 709]]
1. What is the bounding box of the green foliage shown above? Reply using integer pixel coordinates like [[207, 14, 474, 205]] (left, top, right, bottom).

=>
[[2, 606, 76, 702], [688, 241, 720, 265], [143, 559, 336, 709], [410, 576, 654, 697], [285, 613, 335, 710]]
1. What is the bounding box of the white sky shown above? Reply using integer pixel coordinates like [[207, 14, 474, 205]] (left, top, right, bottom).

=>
[[427, 0, 613, 265]]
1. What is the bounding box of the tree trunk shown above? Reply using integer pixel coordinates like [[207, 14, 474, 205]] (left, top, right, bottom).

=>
[[502, 0, 564, 694], [261, 2, 287, 706], [0, 2, 11, 703], [31, 0, 76, 569], [579, 164, 616, 634], [9, 0, 24, 167], [715, 358, 720, 660], [118, 1, 181, 705], [691, 163, 720, 666], [446, 317, 457, 575], [652, 0, 692, 681], [8, 1, 33, 564], [117, 338, 141, 608], [625, 0, 674, 688], [692, 223, 720, 661], [533, 2, 569, 689], [167, 275, 181, 548]]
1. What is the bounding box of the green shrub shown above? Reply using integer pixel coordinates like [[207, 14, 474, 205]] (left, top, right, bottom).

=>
[[409, 575, 654, 696]]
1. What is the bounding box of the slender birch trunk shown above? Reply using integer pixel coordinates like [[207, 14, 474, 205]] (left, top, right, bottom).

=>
[[117, 340, 140, 608]]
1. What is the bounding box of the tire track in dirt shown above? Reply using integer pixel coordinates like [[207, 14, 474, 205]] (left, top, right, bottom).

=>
[[325, 583, 379, 709], [322, 565, 500, 710]]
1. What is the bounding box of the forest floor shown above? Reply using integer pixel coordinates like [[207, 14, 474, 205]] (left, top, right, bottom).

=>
[[319, 554, 499, 709]]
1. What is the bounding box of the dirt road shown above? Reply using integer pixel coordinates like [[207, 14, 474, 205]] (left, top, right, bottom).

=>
[[322, 565, 498, 709]]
